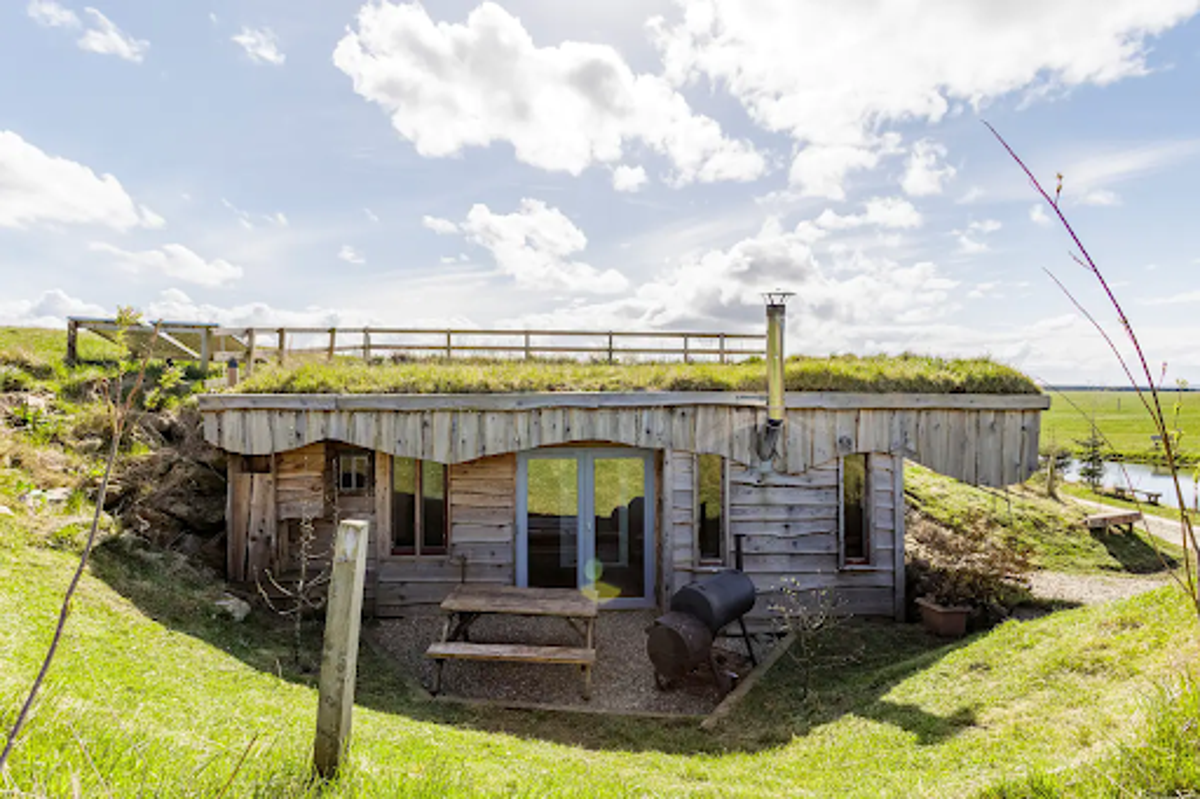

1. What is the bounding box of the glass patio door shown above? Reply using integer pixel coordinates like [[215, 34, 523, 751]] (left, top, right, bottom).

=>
[[517, 448, 655, 608]]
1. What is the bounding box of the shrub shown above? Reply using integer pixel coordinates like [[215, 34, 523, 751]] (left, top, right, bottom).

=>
[[906, 511, 1031, 627]]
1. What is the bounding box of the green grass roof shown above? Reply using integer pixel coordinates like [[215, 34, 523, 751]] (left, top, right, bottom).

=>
[[231, 353, 1040, 395], [0, 327, 1040, 396]]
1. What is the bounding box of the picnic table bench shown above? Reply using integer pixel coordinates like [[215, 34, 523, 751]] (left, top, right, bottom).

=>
[[1103, 486, 1162, 505], [1083, 510, 1142, 534], [425, 584, 598, 699]]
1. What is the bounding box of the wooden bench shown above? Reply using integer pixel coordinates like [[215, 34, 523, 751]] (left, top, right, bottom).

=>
[[1084, 510, 1142, 534], [1103, 486, 1162, 505], [426, 585, 598, 700]]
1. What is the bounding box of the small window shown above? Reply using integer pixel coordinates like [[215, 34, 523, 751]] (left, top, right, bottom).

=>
[[840, 453, 869, 566], [338, 453, 371, 494], [392, 457, 449, 556], [696, 454, 725, 564]]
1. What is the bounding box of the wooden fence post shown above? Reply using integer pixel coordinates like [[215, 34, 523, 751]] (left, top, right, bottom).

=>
[[245, 329, 257, 376], [445, 331, 452, 359], [607, 332, 614, 364], [327, 328, 336, 362], [277, 328, 286, 367], [312, 519, 369, 779], [363, 328, 371, 362], [65, 319, 78, 366]]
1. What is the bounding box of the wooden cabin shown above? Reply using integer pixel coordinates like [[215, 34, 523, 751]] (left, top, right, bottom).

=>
[[198, 389, 1049, 623]]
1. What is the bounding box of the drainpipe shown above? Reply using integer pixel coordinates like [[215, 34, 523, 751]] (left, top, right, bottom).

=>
[[757, 291, 794, 462]]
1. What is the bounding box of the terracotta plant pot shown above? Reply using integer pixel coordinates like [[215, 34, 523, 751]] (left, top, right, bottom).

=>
[[915, 596, 970, 638]]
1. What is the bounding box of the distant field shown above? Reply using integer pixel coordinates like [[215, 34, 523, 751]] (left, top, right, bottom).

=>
[[1042, 389, 1200, 462]]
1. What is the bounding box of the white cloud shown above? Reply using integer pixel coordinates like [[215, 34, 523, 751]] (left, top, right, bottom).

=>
[[422, 215, 459, 235], [612, 164, 648, 193], [333, 1, 765, 185], [76, 7, 148, 63], [788, 142, 891, 201], [338, 244, 365, 264], [1030, 204, 1053, 227], [814, 197, 922, 231], [0, 130, 163, 231], [509, 214, 959, 343], [1079, 188, 1121, 206], [955, 218, 1002, 254], [27, 0, 80, 28], [969, 219, 1002, 234], [1142, 290, 1200, 306], [652, 0, 1199, 197], [364, 208, 380, 223], [89, 242, 244, 287], [455, 199, 628, 293], [901, 140, 957, 197], [232, 26, 285, 66], [0, 289, 105, 327], [268, 211, 288, 227]]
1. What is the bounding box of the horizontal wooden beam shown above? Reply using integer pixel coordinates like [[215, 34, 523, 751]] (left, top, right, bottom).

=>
[[199, 391, 1049, 413]]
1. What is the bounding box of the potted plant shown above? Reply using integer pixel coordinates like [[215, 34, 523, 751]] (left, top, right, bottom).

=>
[[914, 595, 971, 638]]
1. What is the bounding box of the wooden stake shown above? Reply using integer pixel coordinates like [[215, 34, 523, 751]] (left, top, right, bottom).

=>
[[65, 319, 78, 366], [312, 519, 369, 779]]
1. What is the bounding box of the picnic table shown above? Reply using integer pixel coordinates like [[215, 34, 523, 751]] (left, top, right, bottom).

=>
[[425, 584, 599, 699], [1083, 510, 1142, 534]]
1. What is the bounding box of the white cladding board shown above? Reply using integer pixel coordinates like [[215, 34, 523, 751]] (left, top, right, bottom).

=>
[[201, 393, 1047, 487]]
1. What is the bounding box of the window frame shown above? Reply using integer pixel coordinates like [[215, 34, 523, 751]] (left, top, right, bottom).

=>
[[390, 456, 449, 558], [838, 453, 872, 569], [336, 452, 372, 495], [694, 453, 728, 566]]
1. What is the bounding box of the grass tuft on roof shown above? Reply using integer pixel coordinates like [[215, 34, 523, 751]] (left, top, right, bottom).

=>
[[230, 353, 1040, 395]]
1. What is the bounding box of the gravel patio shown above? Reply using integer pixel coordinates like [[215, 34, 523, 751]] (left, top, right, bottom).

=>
[[368, 609, 770, 716]]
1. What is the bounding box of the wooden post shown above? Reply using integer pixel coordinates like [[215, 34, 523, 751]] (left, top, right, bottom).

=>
[[277, 328, 287, 366], [65, 319, 78, 366], [327, 328, 336, 362], [719, 334, 726, 365], [313, 519, 370, 779], [607, 332, 614, 364], [362, 328, 371, 362], [245, 329, 257, 376], [199, 328, 211, 373], [683, 335, 690, 364], [445, 331, 452, 359], [524, 332, 531, 360]]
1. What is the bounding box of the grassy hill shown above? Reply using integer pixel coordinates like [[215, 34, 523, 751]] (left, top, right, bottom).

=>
[[1, 537, 1197, 797], [905, 463, 1184, 574]]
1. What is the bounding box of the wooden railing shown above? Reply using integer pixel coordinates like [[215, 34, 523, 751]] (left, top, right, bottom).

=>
[[238, 327, 765, 372], [66, 318, 766, 370]]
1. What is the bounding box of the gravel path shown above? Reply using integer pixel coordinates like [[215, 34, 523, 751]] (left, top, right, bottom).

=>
[[369, 610, 769, 715], [1027, 570, 1170, 606]]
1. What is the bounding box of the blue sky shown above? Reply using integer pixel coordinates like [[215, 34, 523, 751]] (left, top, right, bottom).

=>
[[2, 0, 1200, 384]]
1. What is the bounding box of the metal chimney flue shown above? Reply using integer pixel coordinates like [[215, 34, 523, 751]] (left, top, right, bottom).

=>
[[758, 290, 793, 462]]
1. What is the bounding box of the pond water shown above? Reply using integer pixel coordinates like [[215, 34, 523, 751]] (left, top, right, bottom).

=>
[[1062, 459, 1199, 510]]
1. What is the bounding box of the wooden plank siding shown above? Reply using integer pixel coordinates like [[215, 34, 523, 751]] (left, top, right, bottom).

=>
[[200, 392, 1047, 487], [726, 455, 900, 622]]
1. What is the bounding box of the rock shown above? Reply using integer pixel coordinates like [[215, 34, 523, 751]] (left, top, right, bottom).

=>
[[43, 487, 71, 503], [215, 594, 251, 622]]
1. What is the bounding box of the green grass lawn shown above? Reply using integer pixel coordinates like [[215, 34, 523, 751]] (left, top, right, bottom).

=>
[[1042, 389, 1200, 463], [2, 534, 1199, 797]]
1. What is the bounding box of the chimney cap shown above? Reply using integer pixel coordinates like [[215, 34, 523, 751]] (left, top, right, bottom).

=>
[[762, 290, 795, 307]]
